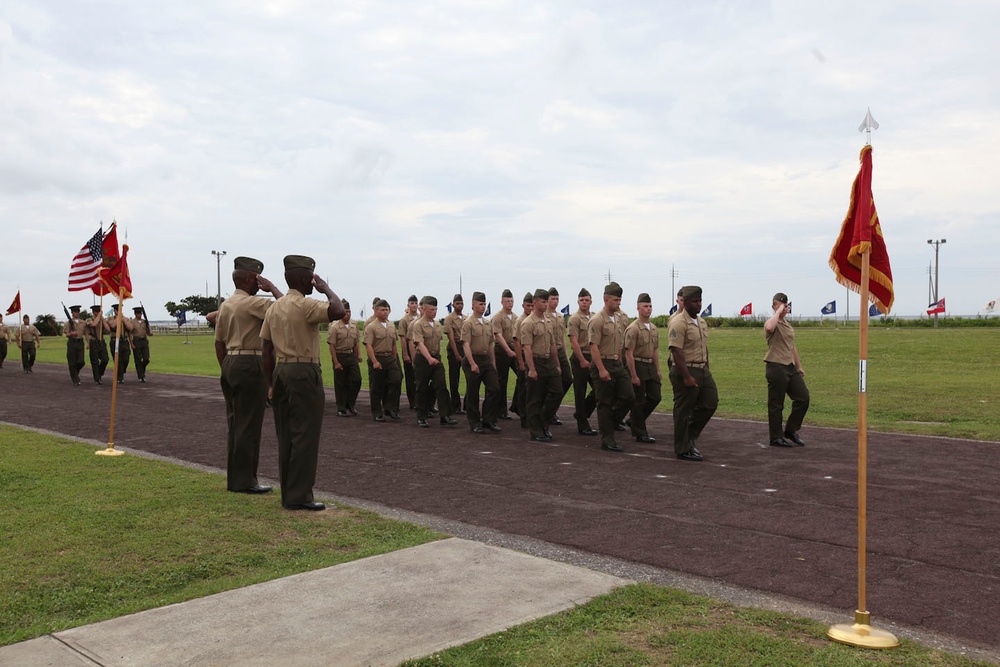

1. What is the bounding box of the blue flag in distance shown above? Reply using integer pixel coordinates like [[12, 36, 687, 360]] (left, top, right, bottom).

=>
[[700, 304, 712, 317], [821, 301, 836, 315]]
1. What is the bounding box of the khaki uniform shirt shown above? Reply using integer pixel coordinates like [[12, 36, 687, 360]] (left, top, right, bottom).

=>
[[363, 320, 397, 355], [398, 312, 418, 343], [410, 317, 443, 356], [461, 316, 492, 356], [547, 311, 567, 350], [215, 289, 272, 352], [588, 310, 626, 359], [0, 323, 9, 342], [567, 310, 592, 351], [130, 317, 149, 340], [65, 318, 88, 339], [328, 319, 359, 353], [519, 313, 553, 358], [667, 313, 709, 364], [18, 325, 41, 345], [88, 317, 108, 341], [491, 311, 516, 348], [260, 288, 330, 360], [443, 311, 466, 352], [625, 320, 659, 360], [764, 318, 796, 365]]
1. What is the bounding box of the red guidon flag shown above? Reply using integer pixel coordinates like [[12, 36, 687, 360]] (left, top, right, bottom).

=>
[[740, 302, 752, 316], [99, 243, 133, 300], [829, 145, 894, 314], [92, 222, 121, 297], [5, 291, 20, 316]]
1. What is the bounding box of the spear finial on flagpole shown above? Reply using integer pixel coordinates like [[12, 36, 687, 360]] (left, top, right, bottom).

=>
[[858, 107, 879, 145]]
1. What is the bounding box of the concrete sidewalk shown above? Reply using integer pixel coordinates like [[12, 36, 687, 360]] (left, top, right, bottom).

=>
[[0, 538, 627, 667]]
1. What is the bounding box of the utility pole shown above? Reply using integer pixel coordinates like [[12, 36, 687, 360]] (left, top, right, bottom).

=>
[[670, 265, 679, 300], [211, 250, 227, 310], [927, 239, 946, 329]]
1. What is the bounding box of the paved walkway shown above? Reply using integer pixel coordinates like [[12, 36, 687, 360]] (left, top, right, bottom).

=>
[[0, 539, 626, 667]]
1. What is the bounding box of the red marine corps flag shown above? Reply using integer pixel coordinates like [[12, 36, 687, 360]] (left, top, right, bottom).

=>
[[5, 291, 20, 316], [829, 144, 894, 313], [739, 302, 752, 316]]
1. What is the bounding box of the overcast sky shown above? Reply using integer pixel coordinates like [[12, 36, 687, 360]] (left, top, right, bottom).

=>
[[2, 0, 997, 322]]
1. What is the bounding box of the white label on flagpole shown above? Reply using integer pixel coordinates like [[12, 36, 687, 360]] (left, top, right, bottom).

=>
[[859, 360, 867, 393]]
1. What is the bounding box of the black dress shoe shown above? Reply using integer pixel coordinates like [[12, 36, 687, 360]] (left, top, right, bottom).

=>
[[677, 451, 703, 461], [337, 410, 349, 417], [472, 426, 485, 434], [784, 431, 806, 446], [578, 428, 598, 436], [430, 407, 439, 415], [614, 424, 626, 432], [139, 378, 146, 383], [543, 429, 553, 439], [348, 407, 358, 416], [549, 416, 562, 426], [417, 418, 430, 428], [691, 447, 703, 458], [455, 409, 467, 415], [486, 423, 502, 433], [95, 379, 103, 384], [509, 405, 519, 415], [498, 413, 513, 421], [373, 415, 386, 422], [387, 411, 400, 420], [232, 484, 272, 494], [531, 434, 553, 442], [635, 435, 656, 443], [284, 501, 325, 511], [440, 416, 458, 426], [770, 437, 794, 447], [601, 442, 624, 452]]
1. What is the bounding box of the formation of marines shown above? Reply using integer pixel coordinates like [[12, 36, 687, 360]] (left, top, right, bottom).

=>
[[4, 255, 811, 512]]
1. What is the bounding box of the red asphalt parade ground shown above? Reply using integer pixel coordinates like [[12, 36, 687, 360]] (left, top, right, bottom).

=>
[[2, 363, 998, 653]]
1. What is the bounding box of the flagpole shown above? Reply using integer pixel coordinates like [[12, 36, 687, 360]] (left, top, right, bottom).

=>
[[827, 251, 897, 649], [96, 286, 125, 457]]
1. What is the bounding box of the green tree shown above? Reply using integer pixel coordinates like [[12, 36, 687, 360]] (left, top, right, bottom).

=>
[[33, 314, 60, 336], [164, 295, 221, 318]]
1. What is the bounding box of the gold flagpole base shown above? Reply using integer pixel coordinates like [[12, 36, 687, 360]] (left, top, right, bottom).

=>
[[828, 611, 899, 649], [95, 445, 125, 457]]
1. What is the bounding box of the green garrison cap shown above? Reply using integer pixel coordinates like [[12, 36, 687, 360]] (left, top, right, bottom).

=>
[[637, 293, 651, 304], [375, 299, 390, 309], [283, 255, 315, 271], [548, 287, 559, 297], [422, 295, 438, 306], [681, 285, 703, 299], [372, 296, 381, 306], [502, 289, 513, 298], [604, 282, 623, 297], [452, 294, 463, 303], [341, 299, 351, 310], [472, 291, 486, 302], [578, 288, 591, 298], [523, 292, 533, 304], [533, 288, 550, 301], [233, 256, 263, 273], [408, 294, 418, 303], [773, 292, 788, 304]]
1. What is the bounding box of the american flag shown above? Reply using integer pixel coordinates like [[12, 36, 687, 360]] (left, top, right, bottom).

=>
[[68, 228, 103, 291]]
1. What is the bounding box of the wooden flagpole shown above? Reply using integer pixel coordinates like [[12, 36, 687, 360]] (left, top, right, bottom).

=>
[[96, 287, 125, 457], [827, 249, 898, 648]]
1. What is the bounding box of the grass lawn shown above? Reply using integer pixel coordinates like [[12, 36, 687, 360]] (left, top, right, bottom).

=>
[[33, 326, 1000, 440], [0, 425, 442, 647], [401, 584, 994, 667]]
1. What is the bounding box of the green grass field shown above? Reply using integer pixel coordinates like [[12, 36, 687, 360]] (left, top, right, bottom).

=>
[[0, 426, 442, 646], [32, 327, 1000, 440]]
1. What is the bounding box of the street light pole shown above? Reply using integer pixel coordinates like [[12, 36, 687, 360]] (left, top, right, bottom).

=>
[[927, 239, 946, 329], [211, 250, 227, 311]]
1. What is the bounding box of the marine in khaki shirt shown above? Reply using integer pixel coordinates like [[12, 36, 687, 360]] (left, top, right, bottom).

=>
[[624, 293, 662, 443], [666, 286, 718, 461]]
